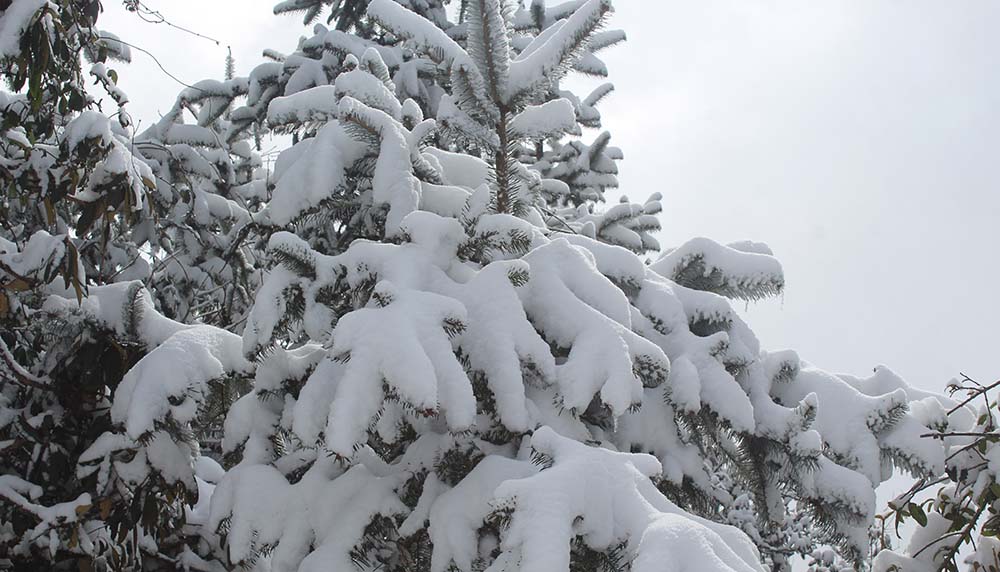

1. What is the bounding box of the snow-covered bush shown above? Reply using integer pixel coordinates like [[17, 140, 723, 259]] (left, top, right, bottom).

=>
[[0, 280, 248, 567], [0, 2, 259, 567], [872, 374, 998, 572]]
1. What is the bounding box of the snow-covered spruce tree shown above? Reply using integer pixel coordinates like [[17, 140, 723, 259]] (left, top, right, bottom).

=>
[[501, 1, 661, 254], [201, 1, 952, 571], [259, 0, 659, 255]]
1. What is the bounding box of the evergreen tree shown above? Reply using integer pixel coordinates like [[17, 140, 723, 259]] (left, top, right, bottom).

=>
[[204, 1, 950, 570]]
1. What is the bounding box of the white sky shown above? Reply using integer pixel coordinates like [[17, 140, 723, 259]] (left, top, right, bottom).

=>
[[99, 0, 999, 396]]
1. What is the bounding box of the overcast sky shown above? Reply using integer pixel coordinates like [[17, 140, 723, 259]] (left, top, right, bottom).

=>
[[99, 0, 999, 396]]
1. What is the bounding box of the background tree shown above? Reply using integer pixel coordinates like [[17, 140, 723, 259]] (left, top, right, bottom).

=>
[[1, 2, 257, 568]]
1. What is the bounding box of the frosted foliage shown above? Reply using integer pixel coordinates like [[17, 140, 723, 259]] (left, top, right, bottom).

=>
[[0, 0, 48, 59], [555, 194, 663, 254], [491, 427, 764, 572], [61, 111, 155, 208], [509, 98, 580, 140], [1, 279, 252, 564], [41, 283, 252, 489]]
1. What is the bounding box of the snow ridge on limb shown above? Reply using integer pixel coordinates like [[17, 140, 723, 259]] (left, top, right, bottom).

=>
[[324, 280, 476, 455], [552, 194, 662, 254], [43, 283, 251, 490], [259, 89, 424, 236], [652, 237, 785, 301], [339, 96, 422, 235], [489, 427, 764, 572], [507, 0, 614, 103], [367, 0, 466, 62], [509, 98, 580, 140], [519, 238, 668, 415]]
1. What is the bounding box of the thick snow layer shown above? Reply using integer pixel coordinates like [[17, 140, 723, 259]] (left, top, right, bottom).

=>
[[424, 146, 491, 188], [0, 0, 47, 59], [452, 260, 555, 431], [325, 280, 476, 454], [872, 510, 955, 572], [652, 237, 784, 301], [0, 475, 90, 525], [772, 365, 943, 484], [45, 283, 251, 489], [507, 0, 613, 102], [60, 112, 155, 210], [550, 196, 662, 255], [62, 110, 115, 150], [335, 68, 402, 119], [368, 0, 471, 73], [0, 230, 68, 281], [262, 120, 364, 225], [429, 456, 538, 571], [491, 427, 764, 572], [322, 30, 402, 70], [267, 85, 340, 126], [419, 181, 472, 218], [339, 96, 420, 235], [111, 324, 249, 438], [509, 99, 580, 140], [209, 459, 407, 570], [520, 239, 665, 414]]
